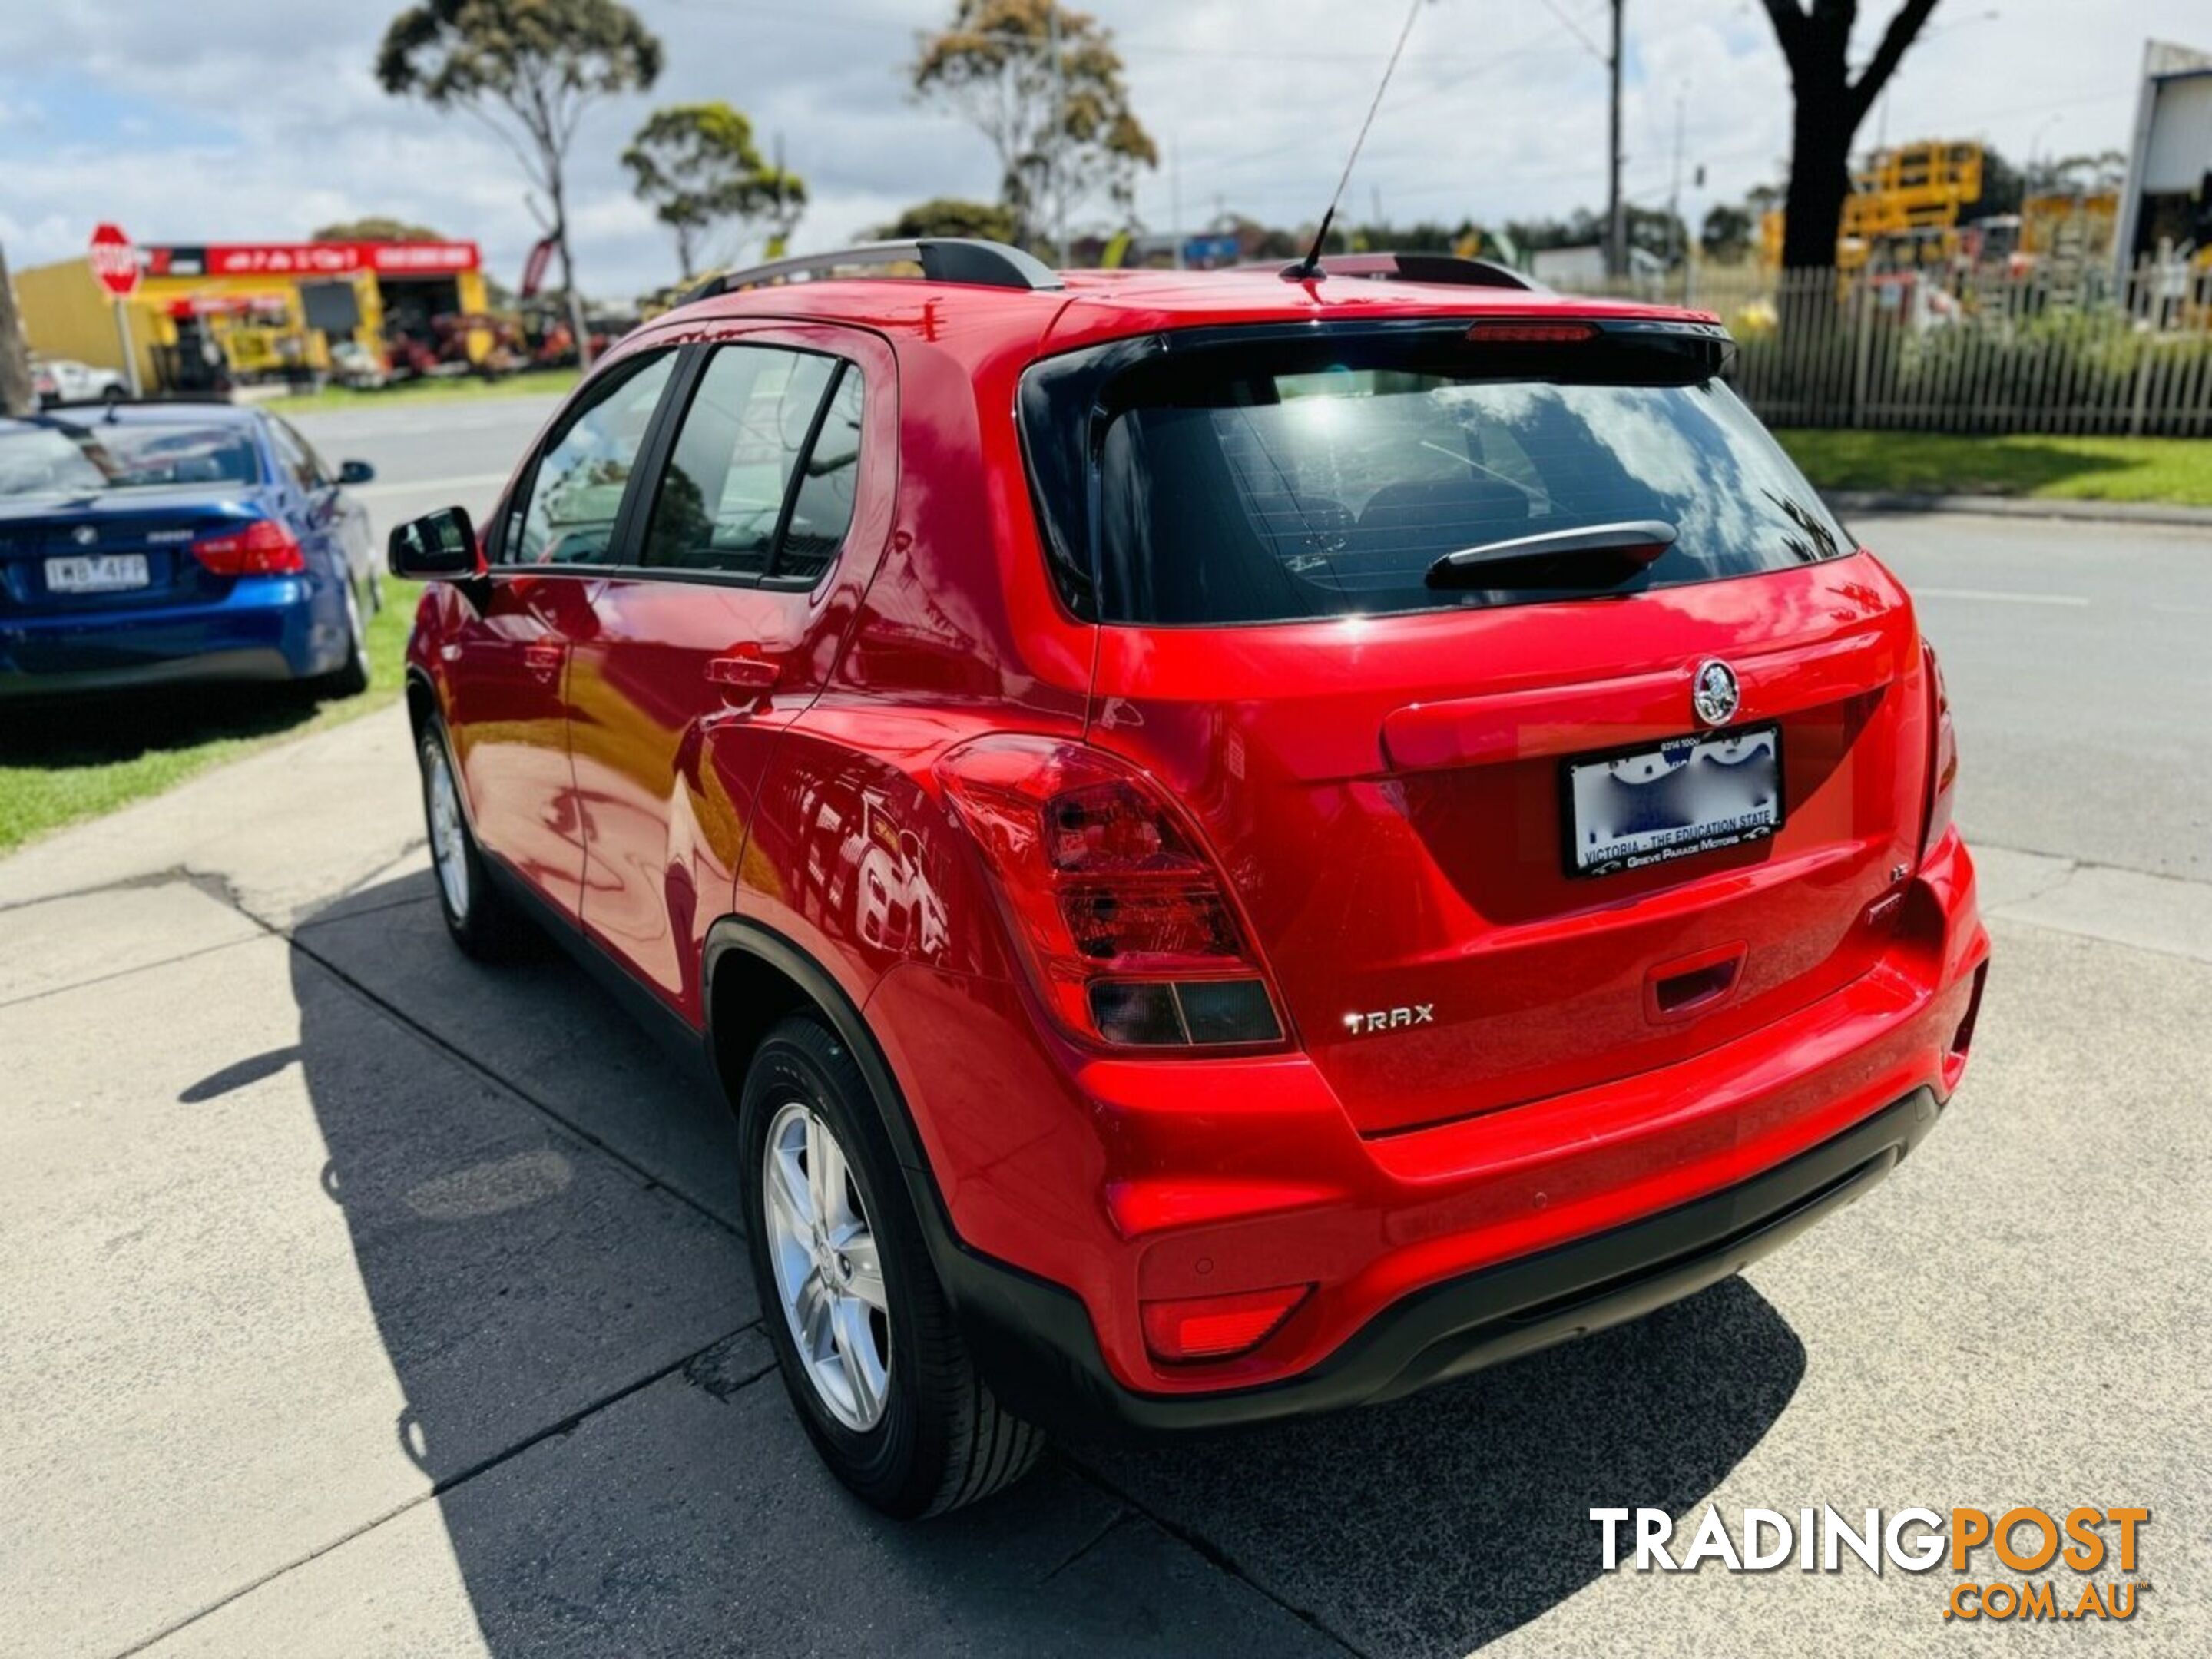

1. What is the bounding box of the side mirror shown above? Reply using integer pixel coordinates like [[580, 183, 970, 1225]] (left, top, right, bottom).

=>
[[337, 459, 376, 485], [388, 505, 483, 581]]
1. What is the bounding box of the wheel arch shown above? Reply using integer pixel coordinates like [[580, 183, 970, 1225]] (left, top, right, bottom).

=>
[[702, 916, 931, 1177], [403, 663, 439, 740]]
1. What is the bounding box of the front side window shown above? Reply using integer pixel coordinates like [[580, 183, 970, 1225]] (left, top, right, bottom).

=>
[[504, 352, 676, 565], [640, 345, 862, 581]]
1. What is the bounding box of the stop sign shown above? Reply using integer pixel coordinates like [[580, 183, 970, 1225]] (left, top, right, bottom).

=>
[[88, 223, 141, 299]]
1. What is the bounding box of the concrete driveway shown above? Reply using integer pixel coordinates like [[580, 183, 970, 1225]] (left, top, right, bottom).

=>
[[2, 495, 2206, 1657]]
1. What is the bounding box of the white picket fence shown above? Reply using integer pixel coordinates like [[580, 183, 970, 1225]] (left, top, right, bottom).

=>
[[1565, 260, 2212, 437]]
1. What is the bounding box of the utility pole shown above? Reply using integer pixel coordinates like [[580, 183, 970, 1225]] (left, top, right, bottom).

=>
[[770, 131, 789, 258], [1047, 1, 1068, 265], [1171, 137, 1184, 269], [1606, 0, 1626, 280], [1667, 85, 1685, 284]]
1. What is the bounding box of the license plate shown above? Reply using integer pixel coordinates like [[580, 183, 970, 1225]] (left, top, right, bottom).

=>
[[46, 553, 151, 594], [1565, 724, 1783, 877]]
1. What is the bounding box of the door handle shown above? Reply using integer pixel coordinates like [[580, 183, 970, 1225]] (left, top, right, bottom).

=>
[[706, 646, 780, 701], [523, 640, 565, 681]]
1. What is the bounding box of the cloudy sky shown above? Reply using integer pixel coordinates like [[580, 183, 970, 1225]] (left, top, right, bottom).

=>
[[2, 0, 2204, 298]]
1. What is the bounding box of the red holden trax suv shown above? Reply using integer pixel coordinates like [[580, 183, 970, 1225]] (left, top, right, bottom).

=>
[[390, 240, 1988, 1518]]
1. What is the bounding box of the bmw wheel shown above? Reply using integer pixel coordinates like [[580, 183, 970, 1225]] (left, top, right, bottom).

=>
[[319, 575, 371, 697], [740, 1014, 1041, 1517]]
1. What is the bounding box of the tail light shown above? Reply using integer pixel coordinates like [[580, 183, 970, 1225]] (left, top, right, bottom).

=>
[[1919, 641, 1958, 865], [935, 735, 1284, 1050], [1141, 1284, 1311, 1364], [192, 519, 304, 575], [1465, 320, 1598, 343]]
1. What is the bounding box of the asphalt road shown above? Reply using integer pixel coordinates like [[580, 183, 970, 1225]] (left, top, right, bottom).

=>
[[308, 395, 546, 530], [1873, 515, 2212, 883], [2, 398, 2205, 1658]]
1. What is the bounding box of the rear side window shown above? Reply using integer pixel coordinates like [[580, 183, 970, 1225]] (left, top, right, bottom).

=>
[[269, 418, 326, 492], [640, 345, 861, 581], [1024, 325, 1850, 624]]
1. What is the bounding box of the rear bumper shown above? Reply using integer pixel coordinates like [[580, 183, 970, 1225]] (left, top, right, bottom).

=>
[[938, 1086, 1939, 1435], [871, 830, 1988, 1430], [0, 575, 336, 695]]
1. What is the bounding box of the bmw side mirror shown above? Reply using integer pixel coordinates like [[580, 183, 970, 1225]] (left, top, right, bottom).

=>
[[338, 459, 376, 485], [388, 505, 483, 581]]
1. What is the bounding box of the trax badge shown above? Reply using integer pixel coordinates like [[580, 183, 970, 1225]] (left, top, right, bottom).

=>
[[1344, 1004, 1436, 1035], [1692, 659, 1740, 727]]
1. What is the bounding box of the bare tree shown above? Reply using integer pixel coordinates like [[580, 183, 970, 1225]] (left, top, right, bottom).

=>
[[0, 243, 35, 418], [1757, 1, 1942, 269]]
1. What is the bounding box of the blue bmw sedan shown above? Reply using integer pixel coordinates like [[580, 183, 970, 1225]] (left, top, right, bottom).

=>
[[0, 401, 380, 697]]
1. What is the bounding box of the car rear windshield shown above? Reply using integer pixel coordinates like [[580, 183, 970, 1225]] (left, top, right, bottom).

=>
[[0, 419, 262, 499], [1020, 323, 1851, 624]]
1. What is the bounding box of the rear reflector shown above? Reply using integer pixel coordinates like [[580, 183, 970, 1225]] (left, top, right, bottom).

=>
[[1088, 977, 1281, 1047], [1466, 321, 1599, 344], [192, 518, 305, 575], [1141, 1284, 1312, 1364]]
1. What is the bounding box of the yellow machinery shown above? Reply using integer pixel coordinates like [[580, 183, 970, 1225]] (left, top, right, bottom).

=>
[[14, 240, 494, 390], [1761, 141, 1985, 270], [2019, 192, 2120, 264]]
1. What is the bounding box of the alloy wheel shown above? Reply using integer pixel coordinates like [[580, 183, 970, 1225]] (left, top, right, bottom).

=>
[[763, 1099, 892, 1431], [425, 740, 471, 921]]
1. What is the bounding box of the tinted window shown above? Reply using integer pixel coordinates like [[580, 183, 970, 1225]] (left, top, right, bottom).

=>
[[0, 419, 262, 498], [505, 352, 676, 565], [640, 346, 859, 580], [779, 366, 863, 581], [1028, 328, 1849, 625], [269, 419, 325, 491]]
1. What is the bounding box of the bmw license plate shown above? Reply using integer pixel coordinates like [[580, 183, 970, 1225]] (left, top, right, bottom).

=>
[[45, 553, 150, 594], [1565, 725, 1783, 877]]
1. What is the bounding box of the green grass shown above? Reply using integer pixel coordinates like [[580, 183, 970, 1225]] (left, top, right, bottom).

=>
[[1775, 429, 2212, 507], [258, 367, 579, 415], [0, 595, 412, 856]]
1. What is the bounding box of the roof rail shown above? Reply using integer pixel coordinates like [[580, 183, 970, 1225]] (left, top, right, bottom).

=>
[[681, 238, 1064, 306], [1277, 252, 1545, 291]]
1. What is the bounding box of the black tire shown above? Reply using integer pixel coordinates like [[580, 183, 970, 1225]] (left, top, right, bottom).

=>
[[416, 717, 535, 961], [317, 577, 371, 698], [739, 1014, 1043, 1518]]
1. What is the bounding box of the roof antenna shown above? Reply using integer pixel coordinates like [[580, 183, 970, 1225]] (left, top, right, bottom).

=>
[[1290, 0, 1429, 283]]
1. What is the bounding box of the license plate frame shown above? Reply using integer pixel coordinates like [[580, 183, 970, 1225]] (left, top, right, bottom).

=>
[[1561, 723, 1785, 879], [45, 552, 151, 594]]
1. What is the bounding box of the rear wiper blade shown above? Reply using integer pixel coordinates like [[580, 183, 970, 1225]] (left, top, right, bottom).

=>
[[1424, 519, 1677, 587]]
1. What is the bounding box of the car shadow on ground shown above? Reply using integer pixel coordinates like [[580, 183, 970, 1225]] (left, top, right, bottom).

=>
[[1, 683, 325, 770], [249, 868, 1808, 1657]]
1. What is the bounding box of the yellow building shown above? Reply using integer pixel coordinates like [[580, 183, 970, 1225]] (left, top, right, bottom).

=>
[[15, 239, 492, 392]]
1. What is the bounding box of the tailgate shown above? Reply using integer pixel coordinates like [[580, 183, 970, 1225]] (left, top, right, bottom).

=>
[[1088, 557, 1929, 1135]]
